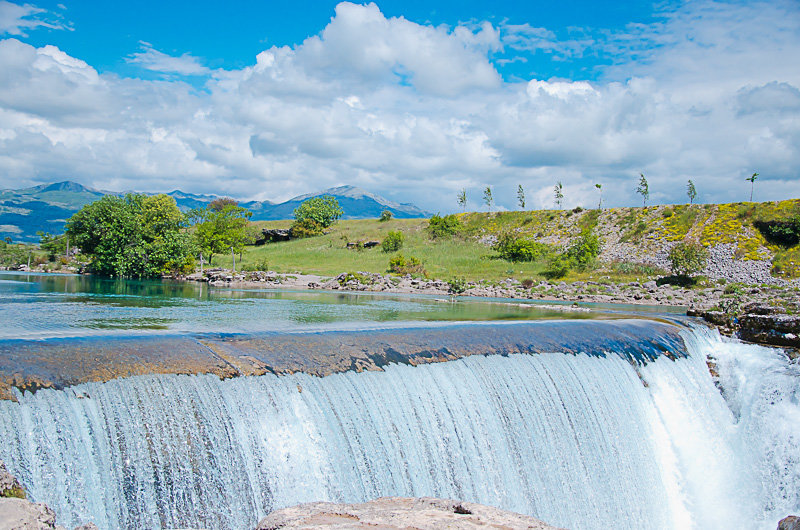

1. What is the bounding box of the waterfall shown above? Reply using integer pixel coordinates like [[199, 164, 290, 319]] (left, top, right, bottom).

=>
[[0, 324, 797, 529]]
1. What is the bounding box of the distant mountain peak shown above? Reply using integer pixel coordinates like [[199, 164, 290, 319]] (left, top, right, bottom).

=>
[[38, 181, 93, 193]]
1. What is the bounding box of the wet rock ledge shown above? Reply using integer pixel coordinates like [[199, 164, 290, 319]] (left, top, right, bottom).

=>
[[0, 320, 684, 401]]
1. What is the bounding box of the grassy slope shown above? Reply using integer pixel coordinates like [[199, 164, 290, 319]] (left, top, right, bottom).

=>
[[212, 199, 800, 283]]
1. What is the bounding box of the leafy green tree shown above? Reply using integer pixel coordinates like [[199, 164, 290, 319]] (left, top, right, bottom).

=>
[[291, 195, 343, 237], [595, 183, 602, 209], [189, 200, 253, 263], [379, 210, 393, 222], [687, 180, 697, 204], [457, 189, 467, 211], [636, 173, 649, 207], [554, 181, 563, 209], [517, 185, 526, 209], [493, 233, 550, 262], [37, 232, 67, 261], [746, 172, 758, 202], [66, 194, 195, 277], [483, 187, 493, 211]]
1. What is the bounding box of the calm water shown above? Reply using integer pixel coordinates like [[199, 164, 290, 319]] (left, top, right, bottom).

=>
[[0, 271, 668, 339]]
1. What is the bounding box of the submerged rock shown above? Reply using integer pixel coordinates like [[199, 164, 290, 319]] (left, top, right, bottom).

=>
[[256, 497, 560, 529]]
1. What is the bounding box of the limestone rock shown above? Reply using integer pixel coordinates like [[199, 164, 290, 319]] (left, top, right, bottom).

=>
[[256, 497, 561, 529], [0, 498, 65, 530], [0, 461, 23, 498], [779, 515, 800, 530]]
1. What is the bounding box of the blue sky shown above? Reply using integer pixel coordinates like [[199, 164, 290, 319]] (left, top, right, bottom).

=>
[[0, 0, 798, 211], [20, 0, 659, 81]]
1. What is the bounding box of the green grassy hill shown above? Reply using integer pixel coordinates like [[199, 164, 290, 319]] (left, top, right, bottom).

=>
[[213, 199, 800, 283]]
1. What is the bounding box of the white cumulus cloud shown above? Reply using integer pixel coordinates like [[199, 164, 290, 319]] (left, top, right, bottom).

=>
[[0, 0, 798, 211]]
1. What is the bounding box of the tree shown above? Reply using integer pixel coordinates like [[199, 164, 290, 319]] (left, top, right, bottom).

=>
[[66, 194, 195, 277], [595, 183, 602, 209], [188, 200, 253, 264], [37, 231, 67, 261], [457, 189, 467, 211], [636, 173, 649, 207], [554, 182, 563, 209], [291, 195, 343, 237], [379, 210, 393, 222], [517, 185, 526, 209], [746, 172, 759, 202], [483, 187, 493, 211], [687, 180, 697, 204]]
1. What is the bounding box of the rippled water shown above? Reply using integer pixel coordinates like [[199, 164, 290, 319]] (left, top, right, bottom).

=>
[[0, 271, 679, 339]]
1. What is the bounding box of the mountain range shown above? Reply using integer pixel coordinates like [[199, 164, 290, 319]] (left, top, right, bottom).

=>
[[0, 181, 430, 243]]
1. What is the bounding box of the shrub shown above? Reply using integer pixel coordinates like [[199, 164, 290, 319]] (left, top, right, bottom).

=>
[[241, 258, 269, 272], [381, 231, 404, 252], [379, 210, 393, 222], [566, 230, 601, 270], [542, 254, 571, 279], [493, 233, 550, 262], [290, 219, 324, 238], [388, 254, 425, 275], [447, 276, 468, 294], [668, 240, 709, 277], [753, 216, 800, 247], [427, 214, 462, 239], [521, 278, 535, 289]]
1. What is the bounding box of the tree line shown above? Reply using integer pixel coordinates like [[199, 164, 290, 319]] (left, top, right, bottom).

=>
[[44, 192, 343, 278]]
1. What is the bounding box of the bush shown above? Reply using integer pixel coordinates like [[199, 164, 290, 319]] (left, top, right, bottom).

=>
[[388, 254, 425, 275], [241, 258, 269, 272], [542, 254, 571, 279], [381, 231, 404, 252], [427, 214, 462, 239], [668, 240, 709, 277], [493, 233, 550, 262], [566, 230, 601, 270], [521, 278, 535, 288], [447, 276, 468, 294], [290, 218, 324, 238], [754, 216, 800, 247], [656, 275, 698, 287], [379, 210, 393, 222]]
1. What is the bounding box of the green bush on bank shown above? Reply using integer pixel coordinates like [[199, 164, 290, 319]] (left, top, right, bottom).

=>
[[381, 231, 404, 252], [493, 233, 550, 262], [388, 254, 425, 276], [427, 214, 462, 239]]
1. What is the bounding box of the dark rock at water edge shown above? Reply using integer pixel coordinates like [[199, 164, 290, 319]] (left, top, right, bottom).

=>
[[779, 515, 800, 530]]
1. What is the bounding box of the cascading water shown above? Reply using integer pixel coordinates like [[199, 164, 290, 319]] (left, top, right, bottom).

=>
[[0, 324, 797, 530]]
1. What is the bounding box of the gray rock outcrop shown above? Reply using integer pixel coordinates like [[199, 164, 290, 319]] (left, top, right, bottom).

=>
[[256, 497, 561, 529]]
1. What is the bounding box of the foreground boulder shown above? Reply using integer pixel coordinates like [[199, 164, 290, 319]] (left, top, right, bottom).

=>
[[256, 497, 560, 529], [779, 515, 800, 530]]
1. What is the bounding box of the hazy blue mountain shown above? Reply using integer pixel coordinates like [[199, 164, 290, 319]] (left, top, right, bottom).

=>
[[0, 181, 430, 242]]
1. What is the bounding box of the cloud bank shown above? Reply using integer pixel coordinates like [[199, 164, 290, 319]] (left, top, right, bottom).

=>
[[0, 0, 798, 211]]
